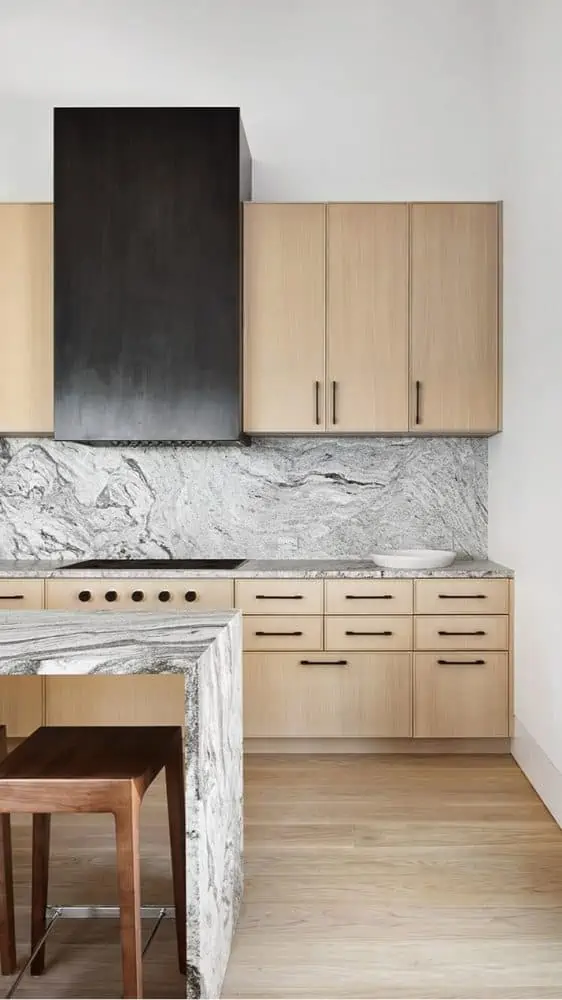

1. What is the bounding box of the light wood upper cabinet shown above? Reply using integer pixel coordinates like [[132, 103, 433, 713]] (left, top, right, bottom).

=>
[[0, 204, 53, 434], [326, 203, 409, 431], [243, 203, 325, 433], [410, 203, 500, 433]]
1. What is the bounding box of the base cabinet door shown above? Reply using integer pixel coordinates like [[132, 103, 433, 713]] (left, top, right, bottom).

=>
[[244, 652, 412, 738], [413, 652, 508, 738], [45, 676, 185, 727], [0, 678, 43, 737]]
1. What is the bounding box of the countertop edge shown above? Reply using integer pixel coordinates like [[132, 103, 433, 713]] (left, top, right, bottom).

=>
[[0, 559, 514, 580]]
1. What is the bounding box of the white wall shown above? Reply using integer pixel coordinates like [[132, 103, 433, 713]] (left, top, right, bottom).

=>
[[489, 0, 562, 809], [0, 0, 497, 201]]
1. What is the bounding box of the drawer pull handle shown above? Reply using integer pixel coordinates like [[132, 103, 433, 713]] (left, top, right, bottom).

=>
[[300, 659, 348, 666], [437, 658, 486, 666], [345, 594, 393, 600], [345, 630, 393, 636], [0, 595, 25, 600], [255, 594, 304, 600], [255, 631, 303, 637], [437, 630, 486, 636], [438, 593, 487, 600]]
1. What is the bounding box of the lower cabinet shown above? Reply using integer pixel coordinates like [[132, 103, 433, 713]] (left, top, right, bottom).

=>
[[413, 652, 508, 738], [244, 652, 412, 738], [0, 678, 44, 737], [44, 675, 185, 726]]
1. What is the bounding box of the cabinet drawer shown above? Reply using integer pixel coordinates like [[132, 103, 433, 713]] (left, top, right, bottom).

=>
[[325, 616, 412, 651], [414, 579, 509, 615], [235, 579, 323, 615], [325, 579, 413, 615], [45, 578, 234, 611], [413, 652, 508, 738], [243, 616, 323, 651], [415, 615, 508, 651], [244, 651, 412, 738], [0, 578, 43, 610]]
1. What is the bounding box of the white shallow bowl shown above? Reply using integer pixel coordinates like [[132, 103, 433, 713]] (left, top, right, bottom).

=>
[[371, 549, 456, 570]]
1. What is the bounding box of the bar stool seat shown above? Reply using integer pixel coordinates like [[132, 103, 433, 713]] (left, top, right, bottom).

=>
[[0, 725, 186, 999]]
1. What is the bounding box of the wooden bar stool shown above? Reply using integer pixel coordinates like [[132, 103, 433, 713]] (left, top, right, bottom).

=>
[[0, 725, 186, 999]]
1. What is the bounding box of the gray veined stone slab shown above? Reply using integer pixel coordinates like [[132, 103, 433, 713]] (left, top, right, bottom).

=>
[[0, 610, 243, 1000], [0, 436, 487, 560]]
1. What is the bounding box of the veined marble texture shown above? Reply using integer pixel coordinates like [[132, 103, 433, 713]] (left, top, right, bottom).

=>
[[0, 610, 243, 1000], [0, 436, 487, 560]]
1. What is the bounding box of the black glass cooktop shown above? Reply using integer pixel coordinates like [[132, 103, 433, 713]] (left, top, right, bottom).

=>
[[64, 559, 245, 570]]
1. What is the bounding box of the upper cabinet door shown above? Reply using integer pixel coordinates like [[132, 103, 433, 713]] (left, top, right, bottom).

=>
[[326, 203, 409, 431], [410, 203, 500, 433], [243, 203, 326, 433], [0, 204, 53, 434]]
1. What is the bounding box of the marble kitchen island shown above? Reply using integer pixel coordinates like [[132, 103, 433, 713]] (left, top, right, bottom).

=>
[[0, 609, 243, 1000]]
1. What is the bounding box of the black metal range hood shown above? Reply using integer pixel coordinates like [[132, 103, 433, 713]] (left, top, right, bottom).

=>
[[54, 108, 251, 442]]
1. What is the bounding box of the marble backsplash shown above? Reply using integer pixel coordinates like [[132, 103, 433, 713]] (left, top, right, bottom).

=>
[[0, 437, 487, 560]]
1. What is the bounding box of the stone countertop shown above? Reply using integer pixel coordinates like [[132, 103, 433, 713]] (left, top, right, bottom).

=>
[[0, 558, 514, 579], [0, 609, 239, 673], [0, 609, 243, 1000]]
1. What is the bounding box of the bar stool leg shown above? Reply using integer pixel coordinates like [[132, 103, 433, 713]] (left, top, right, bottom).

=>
[[165, 731, 187, 974], [0, 726, 16, 977], [30, 814, 51, 976], [115, 787, 143, 1000], [0, 813, 16, 976]]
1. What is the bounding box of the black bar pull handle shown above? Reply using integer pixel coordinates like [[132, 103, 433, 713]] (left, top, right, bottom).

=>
[[437, 659, 486, 666], [0, 595, 25, 600], [438, 593, 487, 600], [345, 630, 393, 636], [438, 630, 486, 636], [345, 594, 393, 601], [255, 631, 303, 637], [314, 381, 321, 426], [331, 381, 338, 425], [300, 659, 348, 666], [255, 594, 304, 600], [415, 380, 421, 425]]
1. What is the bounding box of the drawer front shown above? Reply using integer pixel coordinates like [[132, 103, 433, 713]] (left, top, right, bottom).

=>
[[325, 579, 413, 615], [415, 615, 508, 651], [235, 579, 323, 615], [244, 651, 412, 738], [414, 579, 509, 615], [0, 578, 43, 610], [414, 652, 508, 738], [243, 616, 323, 651], [325, 615, 412, 651], [45, 578, 234, 611]]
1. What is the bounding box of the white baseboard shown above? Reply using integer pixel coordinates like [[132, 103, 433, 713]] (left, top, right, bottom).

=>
[[245, 737, 511, 755], [512, 717, 562, 828]]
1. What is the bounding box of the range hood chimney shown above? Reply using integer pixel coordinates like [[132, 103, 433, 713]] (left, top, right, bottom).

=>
[[54, 108, 251, 442]]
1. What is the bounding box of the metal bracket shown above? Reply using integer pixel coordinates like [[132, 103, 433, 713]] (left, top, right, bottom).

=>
[[4, 905, 174, 999]]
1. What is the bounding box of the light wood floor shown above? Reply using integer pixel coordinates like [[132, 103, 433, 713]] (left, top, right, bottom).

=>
[[2, 755, 562, 999], [223, 755, 562, 1000]]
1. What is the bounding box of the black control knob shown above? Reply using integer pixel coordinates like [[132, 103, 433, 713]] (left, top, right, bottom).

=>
[[78, 590, 92, 603], [158, 590, 172, 603], [131, 590, 144, 603], [105, 590, 118, 603], [185, 590, 197, 603]]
